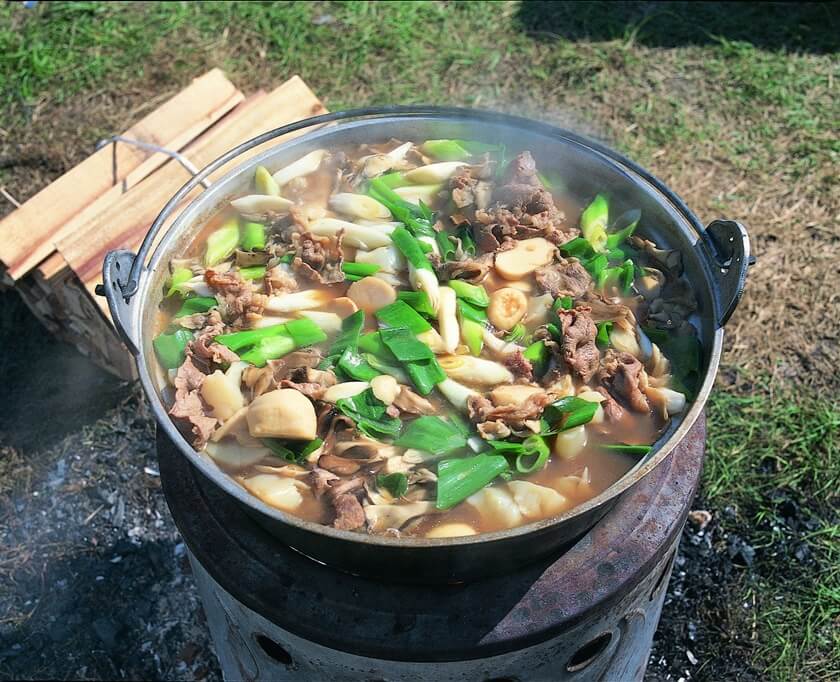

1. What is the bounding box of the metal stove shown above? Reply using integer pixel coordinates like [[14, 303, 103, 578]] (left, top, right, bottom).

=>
[[159, 415, 705, 681]]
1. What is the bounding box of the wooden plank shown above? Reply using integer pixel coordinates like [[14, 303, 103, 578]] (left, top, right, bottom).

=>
[[60, 76, 327, 300], [0, 68, 244, 282]]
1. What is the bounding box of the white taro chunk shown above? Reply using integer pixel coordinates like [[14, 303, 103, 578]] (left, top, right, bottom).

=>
[[201, 370, 245, 422], [241, 475, 310, 512], [309, 217, 395, 249], [403, 162, 467, 184], [437, 355, 515, 386], [322, 382, 370, 403], [425, 523, 478, 538], [365, 502, 438, 532], [370, 375, 400, 405], [437, 287, 460, 354], [493, 238, 556, 280], [329, 193, 391, 221], [355, 246, 407, 273], [271, 149, 327, 187], [553, 425, 588, 460], [466, 487, 523, 529], [507, 480, 570, 518], [247, 389, 317, 440]]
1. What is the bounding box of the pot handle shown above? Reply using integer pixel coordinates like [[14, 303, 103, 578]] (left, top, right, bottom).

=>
[[699, 219, 752, 326], [98, 250, 141, 356]]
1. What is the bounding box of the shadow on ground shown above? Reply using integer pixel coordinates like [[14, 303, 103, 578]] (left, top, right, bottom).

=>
[[517, 1, 839, 54], [0, 291, 124, 451]]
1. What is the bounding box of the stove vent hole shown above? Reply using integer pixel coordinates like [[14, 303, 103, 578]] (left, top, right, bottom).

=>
[[566, 632, 612, 672], [255, 634, 293, 666]]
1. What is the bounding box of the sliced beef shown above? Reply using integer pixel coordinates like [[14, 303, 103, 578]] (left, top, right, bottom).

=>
[[317, 454, 362, 476], [187, 310, 240, 369], [292, 230, 345, 285], [557, 306, 600, 383], [392, 387, 436, 415], [266, 264, 299, 295], [580, 292, 635, 325], [503, 349, 534, 381], [535, 258, 592, 298], [599, 350, 649, 413], [467, 392, 553, 438], [310, 467, 339, 497], [502, 151, 540, 186], [168, 356, 217, 447], [449, 161, 494, 210], [331, 492, 366, 531], [204, 269, 267, 327], [595, 386, 624, 422]]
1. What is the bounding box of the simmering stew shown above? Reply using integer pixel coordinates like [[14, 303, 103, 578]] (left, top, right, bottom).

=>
[[154, 139, 700, 537]]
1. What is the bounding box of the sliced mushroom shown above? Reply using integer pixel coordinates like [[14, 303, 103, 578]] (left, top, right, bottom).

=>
[[318, 454, 362, 475], [487, 287, 528, 331], [246, 389, 317, 440], [494, 238, 556, 280], [347, 276, 397, 314], [490, 384, 544, 406], [364, 501, 438, 532], [240, 474, 310, 512]]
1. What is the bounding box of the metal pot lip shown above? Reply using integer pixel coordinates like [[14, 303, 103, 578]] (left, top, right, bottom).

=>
[[136, 105, 723, 549]]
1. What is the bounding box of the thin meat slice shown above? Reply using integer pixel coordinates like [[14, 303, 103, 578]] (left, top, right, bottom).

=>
[[467, 392, 553, 438], [292, 230, 345, 285], [535, 258, 592, 299], [595, 386, 625, 422], [557, 306, 600, 382], [599, 350, 649, 414], [205, 269, 267, 328], [503, 349, 534, 381], [331, 493, 366, 530], [168, 356, 217, 447]]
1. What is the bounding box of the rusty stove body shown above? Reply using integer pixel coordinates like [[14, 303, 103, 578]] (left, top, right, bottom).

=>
[[158, 416, 704, 681]]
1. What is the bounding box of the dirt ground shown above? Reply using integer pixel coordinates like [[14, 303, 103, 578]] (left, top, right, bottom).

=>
[[0, 2, 837, 680]]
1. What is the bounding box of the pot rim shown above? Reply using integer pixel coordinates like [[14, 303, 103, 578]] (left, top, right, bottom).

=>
[[116, 106, 730, 549]]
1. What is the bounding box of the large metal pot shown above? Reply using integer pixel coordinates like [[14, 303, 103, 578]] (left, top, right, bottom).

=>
[[102, 106, 750, 583]]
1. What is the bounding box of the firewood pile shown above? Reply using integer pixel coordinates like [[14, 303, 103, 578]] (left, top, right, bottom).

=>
[[0, 70, 326, 379]]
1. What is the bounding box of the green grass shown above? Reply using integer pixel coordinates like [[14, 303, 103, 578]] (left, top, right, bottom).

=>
[[705, 382, 840, 679], [1, 2, 838, 678]]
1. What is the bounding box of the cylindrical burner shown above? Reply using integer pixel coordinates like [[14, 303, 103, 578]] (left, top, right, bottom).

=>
[[159, 415, 704, 681]]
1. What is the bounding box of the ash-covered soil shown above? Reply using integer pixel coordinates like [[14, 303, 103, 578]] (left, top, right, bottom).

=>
[[0, 291, 764, 681]]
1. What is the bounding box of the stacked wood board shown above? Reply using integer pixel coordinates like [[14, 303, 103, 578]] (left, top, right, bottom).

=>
[[0, 70, 327, 379]]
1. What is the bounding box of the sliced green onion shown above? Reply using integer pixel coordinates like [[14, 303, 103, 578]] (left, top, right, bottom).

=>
[[603, 443, 652, 456], [376, 472, 408, 498], [338, 348, 381, 381], [504, 323, 527, 343], [391, 227, 434, 271], [240, 265, 266, 280], [263, 437, 323, 463], [216, 324, 289, 352], [553, 296, 573, 312], [435, 230, 456, 261], [283, 318, 327, 347], [379, 327, 435, 362], [457, 299, 488, 324], [583, 253, 609, 279], [580, 194, 608, 253], [543, 396, 599, 432], [174, 296, 217, 318], [335, 388, 401, 439], [375, 300, 432, 334], [278, 253, 294, 264], [596, 321, 613, 348], [239, 335, 295, 367], [377, 172, 409, 189], [241, 222, 266, 251], [461, 318, 484, 356], [436, 454, 509, 510], [322, 310, 365, 367], [523, 340, 549, 377], [153, 329, 193, 369], [342, 262, 381, 277], [606, 209, 640, 249], [405, 358, 446, 395], [395, 416, 468, 456], [487, 435, 550, 474], [205, 217, 240, 267], [421, 139, 471, 161], [537, 170, 566, 192], [397, 290, 436, 317], [166, 267, 193, 297], [455, 224, 476, 256], [358, 331, 391, 358], [364, 353, 409, 382], [448, 280, 489, 307]]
